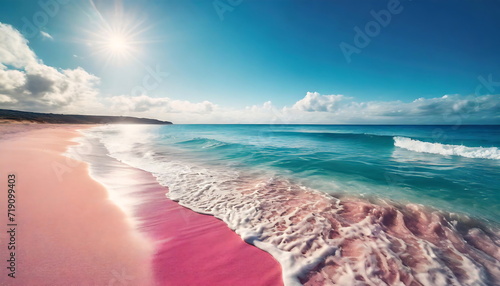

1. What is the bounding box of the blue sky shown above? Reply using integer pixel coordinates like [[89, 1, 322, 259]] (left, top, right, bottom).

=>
[[0, 0, 499, 123]]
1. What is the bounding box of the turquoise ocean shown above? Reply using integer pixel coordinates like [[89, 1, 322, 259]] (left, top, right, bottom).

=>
[[80, 124, 500, 285], [102, 124, 500, 222]]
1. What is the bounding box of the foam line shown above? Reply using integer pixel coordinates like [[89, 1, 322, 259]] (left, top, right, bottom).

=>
[[394, 136, 500, 160]]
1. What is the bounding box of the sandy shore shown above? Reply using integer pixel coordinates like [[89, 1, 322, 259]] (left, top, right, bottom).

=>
[[0, 125, 154, 285], [0, 124, 283, 285]]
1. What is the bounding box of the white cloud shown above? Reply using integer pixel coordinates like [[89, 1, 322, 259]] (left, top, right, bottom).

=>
[[98, 92, 500, 124], [0, 23, 37, 68], [291, 92, 346, 112], [360, 94, 500, 120], [0, 23, 100, 112], [280, 92, 500, 124], [0, 94, 17, 103], [246, 101, 275, 112], [0, 68, 25, 90], [109, 95, 216, 114], [40, 31, 53, 40]]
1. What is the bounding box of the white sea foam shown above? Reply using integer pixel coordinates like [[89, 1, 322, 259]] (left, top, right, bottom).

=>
[[394, 136, 500, 160], [82, 125, 500, 286]]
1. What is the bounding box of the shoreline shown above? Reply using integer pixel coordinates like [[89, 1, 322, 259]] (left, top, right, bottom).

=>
[[0, 124, 284, 285], [68, 126, 285, 286], [0, 124, 153, 285]]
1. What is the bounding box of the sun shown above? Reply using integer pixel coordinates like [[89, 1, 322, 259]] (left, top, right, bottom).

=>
[[106, 34, 130, 54], [90, 28, 137, 62], [85, 24, 140, 64], [84, 1, 153, 66]]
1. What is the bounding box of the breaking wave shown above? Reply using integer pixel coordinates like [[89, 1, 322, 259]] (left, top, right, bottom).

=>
[[394, 136, 500, 160]]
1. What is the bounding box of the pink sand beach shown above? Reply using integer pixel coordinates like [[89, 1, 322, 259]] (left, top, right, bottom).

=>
[[0, 124, 283, 286]]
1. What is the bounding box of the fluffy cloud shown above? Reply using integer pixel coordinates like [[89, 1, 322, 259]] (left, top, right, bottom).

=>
[[246, 101, 275, 112], [280, 93, 500, 124], [101, 92, 500, 124], [409, 95, 500, 117], [0, 23, 100, 112], [0, 23, 37, 68], [109, 95, 216, 114], [291, 92, 346, 112], [352, 94, 500, 121]]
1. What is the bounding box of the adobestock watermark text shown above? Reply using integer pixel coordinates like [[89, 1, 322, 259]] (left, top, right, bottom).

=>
[[340, 0, 411, 63], [21, 0, 71, 39]]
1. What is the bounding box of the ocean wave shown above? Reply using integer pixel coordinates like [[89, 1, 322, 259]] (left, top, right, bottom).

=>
[[276, 131, 392, 139], [394, 137, 500, 160], [271, 131, 395, 147], [176, 137, 231, 149]]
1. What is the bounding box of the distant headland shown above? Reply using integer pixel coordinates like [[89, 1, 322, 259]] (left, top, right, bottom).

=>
[[0, 109, 172, 125]]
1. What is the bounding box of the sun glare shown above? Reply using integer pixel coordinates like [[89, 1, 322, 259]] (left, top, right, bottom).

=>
[[92, 29, 137, 62], [107, 34, 129, 54], [85, 1, 153, 65], [86, 24, 140, 64]]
